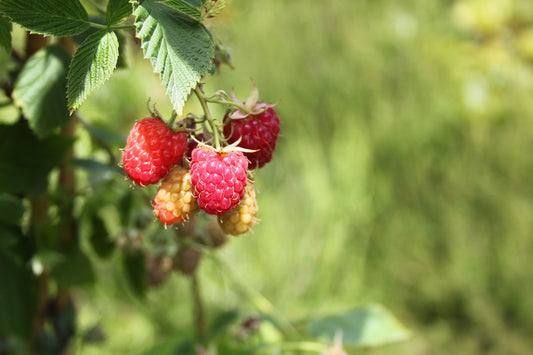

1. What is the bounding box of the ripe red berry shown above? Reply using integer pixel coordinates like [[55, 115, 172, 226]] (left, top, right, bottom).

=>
[[122, 117, 187, 186], [190, 146, 248, 215], [152, 166, 198, 225], [224, 107, 280, 169]]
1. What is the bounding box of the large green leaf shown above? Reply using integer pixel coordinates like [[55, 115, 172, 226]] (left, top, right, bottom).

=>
[[67, 30, 119, 112], [0, 0, 90, 37], [13, 45, 70, 137], [307, 304, 410, 347], [0, 13, 11, 52], [0, 250, 38, 339], [106, 0, 132, 25], [0, 120, 72, 196], [134, 0, 214, 114]]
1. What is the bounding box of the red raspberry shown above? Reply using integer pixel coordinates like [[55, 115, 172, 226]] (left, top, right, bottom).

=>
[[122, 117, 187, 186], [152, 166, 198, 225], [224, 107, 280, 169], [190, 146, 248, 215]]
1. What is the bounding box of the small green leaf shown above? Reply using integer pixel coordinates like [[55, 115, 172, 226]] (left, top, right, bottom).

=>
[[0, 194, 24, 226], [122, 251, 146, 297], [106, 0, 132, 25], [67, 30, 119, 112], [49, 250, 95, 288], [134, 0, 214, 114], [0, 120, 72, 196], [159, 0, 202, 22], [13, 45, 71, 137], [0, 0, 90, 37], [89, 213, 115, 259], [0, 14, 11, 52], [307, 304, 411, 347]]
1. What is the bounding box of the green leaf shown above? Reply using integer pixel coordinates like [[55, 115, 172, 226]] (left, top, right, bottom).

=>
[[307, 304, 411, 347], [0, 0, 90, 37], [67, 30, 119, 112], [0, 120, 73, 196], [13, 45, 70, 137], [49, 249, 95, 288], [0, 194, 24, 226], [159, 0, 202, 22], [0, 13, 11, 52], [0, 250, 38, 339], [134, 0, 214, 114], [89, 213, 115, 259], [122, 251, 146, 297], [106, 0, 132, 25]]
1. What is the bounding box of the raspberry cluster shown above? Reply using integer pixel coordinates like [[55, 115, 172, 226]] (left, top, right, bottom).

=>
[[121, 88, 279, 239]]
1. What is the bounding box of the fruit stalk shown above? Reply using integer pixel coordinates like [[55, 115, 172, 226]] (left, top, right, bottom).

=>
[[191, 273, 207, 339], [193, 87, 222, 150]]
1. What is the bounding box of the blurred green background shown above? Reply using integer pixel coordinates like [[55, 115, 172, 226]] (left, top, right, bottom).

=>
[[71, 0, 533, 353]]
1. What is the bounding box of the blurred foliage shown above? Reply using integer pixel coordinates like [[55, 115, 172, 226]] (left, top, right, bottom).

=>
[[2, 0, 533, 354]]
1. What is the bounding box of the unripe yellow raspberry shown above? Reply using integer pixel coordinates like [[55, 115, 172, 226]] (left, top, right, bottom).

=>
[[153, 165, 198, 225], [217, 182, 257, 235]]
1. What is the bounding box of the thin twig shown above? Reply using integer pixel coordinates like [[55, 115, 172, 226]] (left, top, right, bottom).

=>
[[191, 273, 207, 340]]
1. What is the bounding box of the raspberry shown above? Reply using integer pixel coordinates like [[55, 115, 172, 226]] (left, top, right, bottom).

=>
[[224, 107, 280, 169], [153, 166, 198, 225], [206, 218, 228, 247], [190, 146, 248, 215], [122, 117, 187, 186], [173, 247, 202, 275], [218, 182, 257, 235]]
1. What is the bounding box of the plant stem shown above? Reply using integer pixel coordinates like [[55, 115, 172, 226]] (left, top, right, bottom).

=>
[[193, 87, 221, 150], [168, 111, 178, 127], [191, 273, 207, 340], [89, 22, 136, 31], [207, 252, 300, 339], [204, 98, 248, 113]]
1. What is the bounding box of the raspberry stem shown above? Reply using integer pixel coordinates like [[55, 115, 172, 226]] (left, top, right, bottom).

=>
[[168, 111, 178, 128], [193, 86, 223, 150], [205, 98, 249, 113]]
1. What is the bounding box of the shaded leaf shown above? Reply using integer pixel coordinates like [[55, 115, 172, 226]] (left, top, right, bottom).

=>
[[0, 0, 90, 37], [307, 304, 410, 347], [67, 30, 119, 111], [70, 158, 122, 174], [0, 13, 10, 52], [0, 194, 24, 226], [122, 250, 146, 297], [0, 250, 38, 339], [134, 0, 214, 114], [89, 213, 115, 258], [13, 45, 70, 137], [106, 0, 132, 25], [49, 249, 95, 288], [0, 120, 72, 196]]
